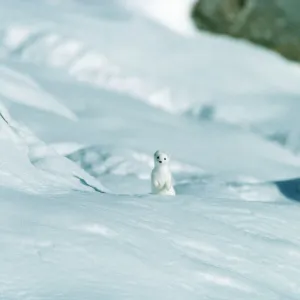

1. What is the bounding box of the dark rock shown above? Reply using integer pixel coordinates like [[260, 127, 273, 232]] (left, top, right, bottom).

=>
[[191, 0, 300, 62]]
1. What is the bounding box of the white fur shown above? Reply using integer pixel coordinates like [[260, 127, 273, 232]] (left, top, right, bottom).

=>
[[151, 150, 175, 196]]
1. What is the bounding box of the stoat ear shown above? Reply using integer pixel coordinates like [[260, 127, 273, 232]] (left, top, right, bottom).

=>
[[154, 150, 160, 156]]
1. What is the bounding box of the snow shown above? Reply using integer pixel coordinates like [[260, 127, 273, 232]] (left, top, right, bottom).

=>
[[0, 0, 300, 299], [123, 0, 197, 36], [0, 65, 77, 120]]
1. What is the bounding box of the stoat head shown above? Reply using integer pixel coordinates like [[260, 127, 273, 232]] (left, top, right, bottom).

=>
[[153, 150, 170, 167]]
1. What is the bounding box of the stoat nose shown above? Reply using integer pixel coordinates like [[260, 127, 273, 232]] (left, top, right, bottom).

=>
[[159, 161, 162, 163]]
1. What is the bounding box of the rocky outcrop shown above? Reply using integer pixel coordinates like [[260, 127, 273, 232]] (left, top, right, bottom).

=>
[[191, 0, 300, 62]]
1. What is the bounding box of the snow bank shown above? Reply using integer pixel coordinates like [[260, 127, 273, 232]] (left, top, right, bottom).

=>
[[0, 1, 299, 299]]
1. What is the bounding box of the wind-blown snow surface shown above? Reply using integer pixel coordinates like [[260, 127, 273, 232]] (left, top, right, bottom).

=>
[[0, 0, 300, 299]]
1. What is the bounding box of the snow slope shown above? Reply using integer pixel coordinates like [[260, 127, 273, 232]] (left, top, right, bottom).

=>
[[0, 0, 300, 299]]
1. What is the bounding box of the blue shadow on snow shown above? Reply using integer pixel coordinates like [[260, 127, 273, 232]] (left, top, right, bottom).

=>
[[274, 178, 300, 202]]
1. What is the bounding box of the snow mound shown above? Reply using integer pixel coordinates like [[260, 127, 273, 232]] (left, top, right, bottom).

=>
[[0, 64, 76, 120], [0, 102, 106, 194], [0, 1, 300, 299]]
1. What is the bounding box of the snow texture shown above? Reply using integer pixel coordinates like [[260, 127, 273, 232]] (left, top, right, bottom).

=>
[[0, 0, 300, 299]]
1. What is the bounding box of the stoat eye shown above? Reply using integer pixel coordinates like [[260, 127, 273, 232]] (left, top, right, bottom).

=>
[[157, 156, 159, 159], [164, 158, 166, 160]]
